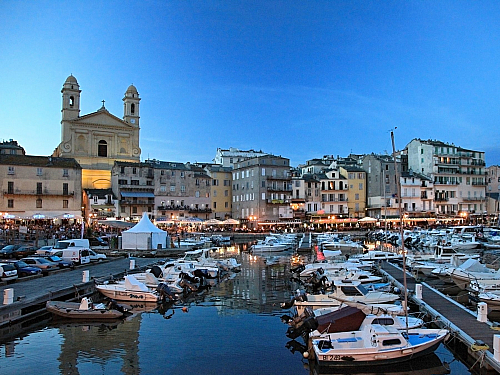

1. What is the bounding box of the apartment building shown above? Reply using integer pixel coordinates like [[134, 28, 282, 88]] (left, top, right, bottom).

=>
[[213, 147, 267, 168], [340, 166, 366, 219], [0, 155, 82, 220], [111, 161, 155, 220], [231, 155, 292, 225], [147, 160, 212, 222], [202, 164, 232, 220], [406, 139, 486, 216], [361, 154, 401, 219]]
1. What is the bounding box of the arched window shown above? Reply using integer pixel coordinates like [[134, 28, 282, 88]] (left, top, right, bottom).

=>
[[69, 96, 74, 107], [98, 140, 107, 157], [131, 103, 135, 115]]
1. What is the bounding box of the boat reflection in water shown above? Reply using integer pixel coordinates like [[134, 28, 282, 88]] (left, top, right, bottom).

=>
[[306, 352, 450, 375]]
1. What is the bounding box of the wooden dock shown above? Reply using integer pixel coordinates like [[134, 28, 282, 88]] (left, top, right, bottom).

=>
[[381, 261, 500, 374]]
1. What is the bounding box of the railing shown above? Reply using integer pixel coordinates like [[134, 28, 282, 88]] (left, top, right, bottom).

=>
[[320, 198, 348, 202], [157, 205, 189, 211], [121, 200, 155, 205], [461, 197, 484, 201], [435, 197, 449, 202], [267, 186, 293, 192], [188, 208, 212, 213], [266, 199, 290, 204], [3, 190, 75, 196]]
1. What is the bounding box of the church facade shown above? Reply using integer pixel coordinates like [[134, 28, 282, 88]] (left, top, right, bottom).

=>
[[53, 75, 141, 189]]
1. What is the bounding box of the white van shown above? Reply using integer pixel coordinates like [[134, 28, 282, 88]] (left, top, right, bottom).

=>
[[54, 239, 90, 249], [51, 239, 91, 264], [50, 248, 91, 265]]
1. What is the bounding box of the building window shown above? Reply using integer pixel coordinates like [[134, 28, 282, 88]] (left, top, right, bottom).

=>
[[36, 198, 42, 208], [7, 181, 13, 194], [8, 199, 13, 208], [170, 185, 176, 192], [180, 172, 184, 178], [132, 207, 137, 214], [98, 140, 107, 157], [63, 200, 69, 208], [195, 191, 200, 198], [131, 180, 139, 185], [8, 166, 14, 175], [63, 169, 69, 177], [181, 185, 186, 192], [37, 183, 42, 195], [171, 171, 175, 177], [118, 179, 127, 185], [132, 167, 137, 174], [37, 167, 43, 176], [131, 103, 135, 115], [63, 183, 69, 195]]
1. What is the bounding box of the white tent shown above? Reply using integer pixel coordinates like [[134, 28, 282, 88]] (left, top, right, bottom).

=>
[[122, 213, 168, 250]]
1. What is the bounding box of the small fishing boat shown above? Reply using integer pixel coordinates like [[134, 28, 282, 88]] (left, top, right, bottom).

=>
[[311, 324, 449, 367], [46, 297, 125, 319]]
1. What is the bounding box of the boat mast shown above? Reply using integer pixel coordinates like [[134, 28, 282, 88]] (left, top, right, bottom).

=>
[[391, 129, 408, 332]]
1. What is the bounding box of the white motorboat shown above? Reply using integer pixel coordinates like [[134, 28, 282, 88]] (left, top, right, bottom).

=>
[[448, 259, 500, 290], [311, 323, 449, 367], [96, 275, 161, 303], [251, 237, 288, 252], [282, 280, 401, 316]]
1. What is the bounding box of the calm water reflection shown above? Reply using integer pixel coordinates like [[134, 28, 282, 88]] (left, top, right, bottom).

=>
[[0, 243, 472, 374]]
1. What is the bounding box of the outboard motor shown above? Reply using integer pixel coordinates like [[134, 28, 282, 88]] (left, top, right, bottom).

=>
[[280, 290, 307, 309], [286, 316, 319, 339], [157, 282, 177, 301]]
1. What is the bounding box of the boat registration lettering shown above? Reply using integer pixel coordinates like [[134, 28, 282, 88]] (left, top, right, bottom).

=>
[[322, 355, 341, 361], [128, 294, 144, 299]]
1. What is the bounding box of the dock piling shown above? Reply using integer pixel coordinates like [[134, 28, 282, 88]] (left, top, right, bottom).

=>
[[82, 270, 89, 283], [3, 288, 13, 305], [477, 302, 488, 323]]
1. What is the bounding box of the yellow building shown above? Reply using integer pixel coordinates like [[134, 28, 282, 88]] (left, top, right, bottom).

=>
[[53, 75, 141, 189], [203, 164, 233, 219], [340, 166, 366, 219]]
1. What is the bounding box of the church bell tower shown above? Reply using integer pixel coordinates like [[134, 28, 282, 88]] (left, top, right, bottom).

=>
[[123, 84, 140, 127], [61, 75, 81, 121]]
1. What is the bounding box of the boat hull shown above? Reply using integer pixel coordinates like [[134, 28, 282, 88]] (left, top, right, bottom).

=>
[[312, 329, 448, 367], [96, 285, 160, 302]]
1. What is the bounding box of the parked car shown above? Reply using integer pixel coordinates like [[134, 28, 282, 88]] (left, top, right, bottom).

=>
[[0, 262, 18, 282], [36, 245, 54, 255], [21, 257, 58, 274], [0, 245, 21, 259], [87, 237, 109, 248], [43, 255, 74, 269], [13, 246, 38, 259], [88, 249, 107, 262], [5, 260, 42, 277]]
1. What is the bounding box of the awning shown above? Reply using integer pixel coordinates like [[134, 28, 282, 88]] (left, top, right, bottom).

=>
[[121, 192, 155, 198]]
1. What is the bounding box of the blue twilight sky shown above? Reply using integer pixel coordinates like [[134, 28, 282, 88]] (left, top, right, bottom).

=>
[[2, 1, 500, 167]]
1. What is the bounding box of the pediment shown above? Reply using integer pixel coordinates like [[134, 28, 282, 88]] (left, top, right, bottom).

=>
[[71, 110, 134, 129]]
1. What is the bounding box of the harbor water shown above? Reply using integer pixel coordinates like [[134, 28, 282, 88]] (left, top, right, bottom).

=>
[[0, 243, 475, 374]]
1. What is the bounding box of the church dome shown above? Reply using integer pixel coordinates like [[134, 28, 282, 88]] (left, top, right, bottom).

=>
[[126, 84, 138, 94], [65, 75, 78, 84]]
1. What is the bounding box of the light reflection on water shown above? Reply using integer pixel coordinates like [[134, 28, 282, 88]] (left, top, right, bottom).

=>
[[0, 243, 473, 374]]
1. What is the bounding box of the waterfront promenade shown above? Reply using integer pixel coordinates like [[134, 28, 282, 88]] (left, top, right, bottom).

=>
[[0, 257, 157, 306]]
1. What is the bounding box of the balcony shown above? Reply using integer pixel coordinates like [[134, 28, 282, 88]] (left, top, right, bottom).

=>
[[266, 199, 290, 204], [266, 175, 291, 181], [433, 180, 459, 185], [188, 208, 212, 214], [3, 190, 75, 196], [461, 197, 484, 202], [321, 198, 348, 203], [267, 186, 293, 192], [121, 199, 155, 205], [157, 205, 189, 211], [472, 181, 486, 186], [435, 197, 449, 202]]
